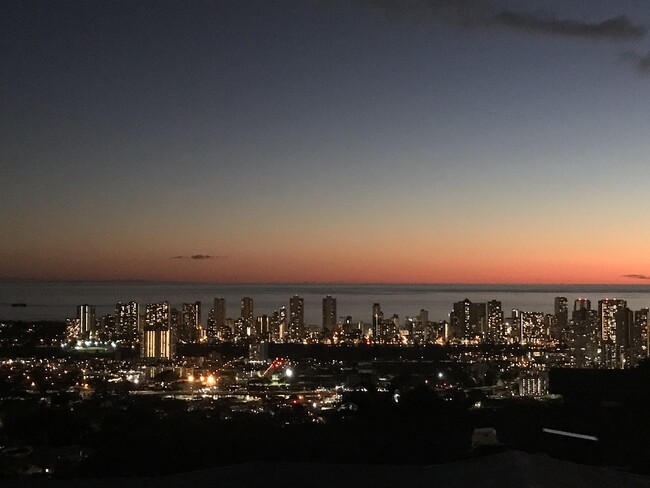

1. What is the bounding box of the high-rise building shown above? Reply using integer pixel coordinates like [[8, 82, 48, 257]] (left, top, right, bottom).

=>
[[180, 302, 201, 342], [419, 309, 429, 327], [222, 318, 235, 341], [520, 311, 545, 345], [574, 298, 591, 311], [636, 308, 649, 359], [97, 314, 116, 341], [451, 299, 472, 340], [241, 297, 254, 332], [554, 297, 568, 340], [256, 315, 270, 341], [404, 316, 417, 336], [146, 301, 171, 329], [487, 300, 504, 343], [142, 301, 173, 359], [449, 299, 486, 340], [233, 318, 247, 342], [270, 306, 287, 342], [599, 298, 627, 342], [511, 309, 521, 342], [169, 307, 180, 345], [544, 314, 556, 341], [138, 312, 146, 335], [142, 326, 173, 359], [414, 309, 429, 344], [288, 295, 304, 343], [387, 314, 400, 344], [115, 301, 139, 342], [342, 315, 354, 334], [569, 308, 599, 368], [77, 304, 96, 340], [66, 318, 81, 342], [372, 303, 383, 344], [213, 298, 225, 327], [322, 295, 337, 331], [614, 306, 639, 368], [206, 312, 218, 340], [206, 298, 227, 341]]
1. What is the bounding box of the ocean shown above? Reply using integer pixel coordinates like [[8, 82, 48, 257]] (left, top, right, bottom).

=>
[[2, 282, 650, 325]]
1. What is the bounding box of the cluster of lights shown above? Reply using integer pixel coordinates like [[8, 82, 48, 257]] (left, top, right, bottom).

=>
[[187, 374, 216, 386]]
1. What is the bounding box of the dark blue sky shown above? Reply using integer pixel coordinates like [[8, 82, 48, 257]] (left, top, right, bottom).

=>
[[2, 1, 650, 283]]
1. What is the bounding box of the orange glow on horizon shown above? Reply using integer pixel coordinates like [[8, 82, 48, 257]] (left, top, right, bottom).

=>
[[4, 228, 650, 285]]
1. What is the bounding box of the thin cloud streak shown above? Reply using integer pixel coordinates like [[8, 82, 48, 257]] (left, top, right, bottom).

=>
[[171, 255, 227, 260], [496, 12, 646, 40], [359, 0, 646, 40], [623, 274, 650, 280]]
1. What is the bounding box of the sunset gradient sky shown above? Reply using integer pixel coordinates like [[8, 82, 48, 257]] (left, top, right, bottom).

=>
[[3, 0, 650, 284]]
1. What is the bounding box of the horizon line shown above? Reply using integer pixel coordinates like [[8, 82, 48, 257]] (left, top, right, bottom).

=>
[[2, 278, 650, 287]]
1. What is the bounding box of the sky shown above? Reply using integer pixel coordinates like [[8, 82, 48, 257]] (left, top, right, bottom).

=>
[[2, 0, 650, 284]]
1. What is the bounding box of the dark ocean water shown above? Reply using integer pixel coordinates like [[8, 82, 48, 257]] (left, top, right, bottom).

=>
[[2, 282, 650, 325]]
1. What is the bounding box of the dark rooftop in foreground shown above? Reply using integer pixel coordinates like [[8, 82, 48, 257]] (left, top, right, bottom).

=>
[[4, 451, 650, 488]]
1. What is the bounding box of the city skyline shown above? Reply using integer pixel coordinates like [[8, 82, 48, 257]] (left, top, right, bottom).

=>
[[58, 291, 650, 370], [3, 1, 650, 284]]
